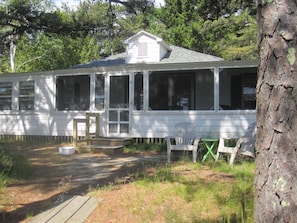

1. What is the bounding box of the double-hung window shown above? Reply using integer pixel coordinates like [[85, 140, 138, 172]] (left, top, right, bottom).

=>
[[19, 81, 35, 110], [0, 82, 12, 110]]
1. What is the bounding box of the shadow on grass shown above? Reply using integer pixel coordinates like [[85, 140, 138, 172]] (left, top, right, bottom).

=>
[[0, 141, 254, 223], [0, 141, 165, 223], [133, 158, 254, 223]]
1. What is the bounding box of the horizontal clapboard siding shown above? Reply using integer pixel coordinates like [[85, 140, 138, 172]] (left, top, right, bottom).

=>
[[0, 110, 255, 139], [131, 110, 256, 138]]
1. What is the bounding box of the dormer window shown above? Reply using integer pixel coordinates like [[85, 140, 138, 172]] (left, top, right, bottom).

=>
[[124, 30, 172, 64], [138, 42, 148, 57]]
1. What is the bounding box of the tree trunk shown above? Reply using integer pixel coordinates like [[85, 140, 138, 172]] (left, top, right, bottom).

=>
[[255, 0, 297, 222], [9, 35, 16, 73]]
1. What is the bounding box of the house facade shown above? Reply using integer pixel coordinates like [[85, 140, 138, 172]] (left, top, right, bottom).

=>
[[0, 31, 258, 141]]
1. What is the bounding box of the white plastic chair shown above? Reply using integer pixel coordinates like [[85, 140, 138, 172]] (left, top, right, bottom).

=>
[[166, 122, 200, 163], [215, 122, 256, 167]]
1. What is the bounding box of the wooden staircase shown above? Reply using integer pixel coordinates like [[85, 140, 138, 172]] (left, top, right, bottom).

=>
[[73, 112, 132, 154]]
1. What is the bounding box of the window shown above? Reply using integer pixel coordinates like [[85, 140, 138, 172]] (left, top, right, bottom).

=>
[[56, 75, 90, 111], [109, 76, 129, 108], [219, 68, 257, 110], [0, 82, 12, 110], [95, 74, 105, 110], [149, 71, 196, 110], [134, 72, 143, 110], [19, 81, 34, 110], [138, 42, 148, 57]]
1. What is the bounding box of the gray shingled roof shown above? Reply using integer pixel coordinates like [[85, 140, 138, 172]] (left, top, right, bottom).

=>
[[161, 45, 223, 63], [73, 45, 223, 68]]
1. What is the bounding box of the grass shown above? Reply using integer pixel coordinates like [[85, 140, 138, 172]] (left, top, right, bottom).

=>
[[0, 142, 34, 188], [0, 141, 255, 222], [90, 143, 255, 223], [123, 142, 167, 154]]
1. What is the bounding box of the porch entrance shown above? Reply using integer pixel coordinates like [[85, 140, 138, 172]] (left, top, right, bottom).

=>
[[108, 75, 130, 136]]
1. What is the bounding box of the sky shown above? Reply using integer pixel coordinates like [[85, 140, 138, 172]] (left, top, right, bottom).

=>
[[54, 0, 165, 9]]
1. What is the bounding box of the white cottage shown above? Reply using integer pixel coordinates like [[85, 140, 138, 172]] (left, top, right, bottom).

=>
[[0, 30, 257, 142]]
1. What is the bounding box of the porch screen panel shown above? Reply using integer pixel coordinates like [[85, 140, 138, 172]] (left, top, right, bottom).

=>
[[0, 82, 12, 110], [110, 76, 129, 108], [219, 68, 257, 110], [19, 81, 35, 110], [195, 70, 214, 110], [149, 71, 195, 110], [95, 74, 105, 110], [56, 75, 90, 111], [134, 72, 143, 110]]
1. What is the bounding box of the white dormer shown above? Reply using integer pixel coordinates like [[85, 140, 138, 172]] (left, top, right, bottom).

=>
[[124, 30, 171, 64]]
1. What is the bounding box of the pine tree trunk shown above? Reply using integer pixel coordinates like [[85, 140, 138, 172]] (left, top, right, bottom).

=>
[[255, 0, 297, 222]]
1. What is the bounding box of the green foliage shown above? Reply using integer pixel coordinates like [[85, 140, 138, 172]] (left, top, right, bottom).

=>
[[0, 143, 33, 186], [159, 0, 257, 59], [14, 33, 100, 72], [201, 9, 257, 60], [0, 0, 258, 73]]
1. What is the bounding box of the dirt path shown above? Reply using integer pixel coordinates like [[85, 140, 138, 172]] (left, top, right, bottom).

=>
[[0, 143, 163, 223]]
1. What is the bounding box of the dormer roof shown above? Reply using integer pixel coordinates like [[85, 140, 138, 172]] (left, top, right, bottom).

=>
[[123, 30, 171, 52], [124, 30, 173, 64], [73, 31, 223, 68]]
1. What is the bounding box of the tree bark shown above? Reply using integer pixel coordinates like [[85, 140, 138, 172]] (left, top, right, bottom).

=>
[[255, 0, 297, 222]]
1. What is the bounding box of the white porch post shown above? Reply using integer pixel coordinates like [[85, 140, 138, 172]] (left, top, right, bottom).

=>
[[104, 73, 110, 136], [213, 67, 220, 111], [89, 73, 96, 111], [143, 71, 149, 111]]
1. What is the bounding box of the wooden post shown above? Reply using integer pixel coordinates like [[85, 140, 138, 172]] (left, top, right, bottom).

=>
[[85, 112, 100, 145], [86, 113, 90, 145], [73, 119, 78, 147], [95, 113, 100, 138], [73, 118, 86, 147]]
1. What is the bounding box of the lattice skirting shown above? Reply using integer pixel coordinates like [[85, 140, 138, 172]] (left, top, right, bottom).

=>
[[0, 135, 165, 144]]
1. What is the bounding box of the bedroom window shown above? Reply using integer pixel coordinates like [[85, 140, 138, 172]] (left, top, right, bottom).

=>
[[0, 82, 12, 110], [19, 81, 35, 110], [56, 75, 90, 111]]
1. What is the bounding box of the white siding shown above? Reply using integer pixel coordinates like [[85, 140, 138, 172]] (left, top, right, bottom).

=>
[[0, 60, 257, 140], [125, 35, 167, 63], [0, 109, 255, 139], [159, 45, 168, 59], [0, 111, 106, 137], [131, 111, 256, 138], [35, 76, 55, 112]]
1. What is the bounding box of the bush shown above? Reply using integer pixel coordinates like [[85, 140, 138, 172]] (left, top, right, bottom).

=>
[[0, 143, 33, 186]]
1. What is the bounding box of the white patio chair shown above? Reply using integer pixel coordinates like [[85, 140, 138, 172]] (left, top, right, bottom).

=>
[[215, 122, 256, 167], [166, 122, 200, 163]]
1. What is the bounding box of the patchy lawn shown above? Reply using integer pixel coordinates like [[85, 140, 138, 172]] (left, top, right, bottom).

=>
[[0, 141, 255, 223]]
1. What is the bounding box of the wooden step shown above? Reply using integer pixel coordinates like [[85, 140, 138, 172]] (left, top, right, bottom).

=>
[[29, 195, 97, 223], [78, 145, 124, 155], [89, 137, 133, 146]]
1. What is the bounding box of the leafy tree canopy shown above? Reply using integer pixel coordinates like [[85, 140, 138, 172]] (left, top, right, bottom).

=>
[[0, 0, 258, 73], [0, 0, 96, 38]]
